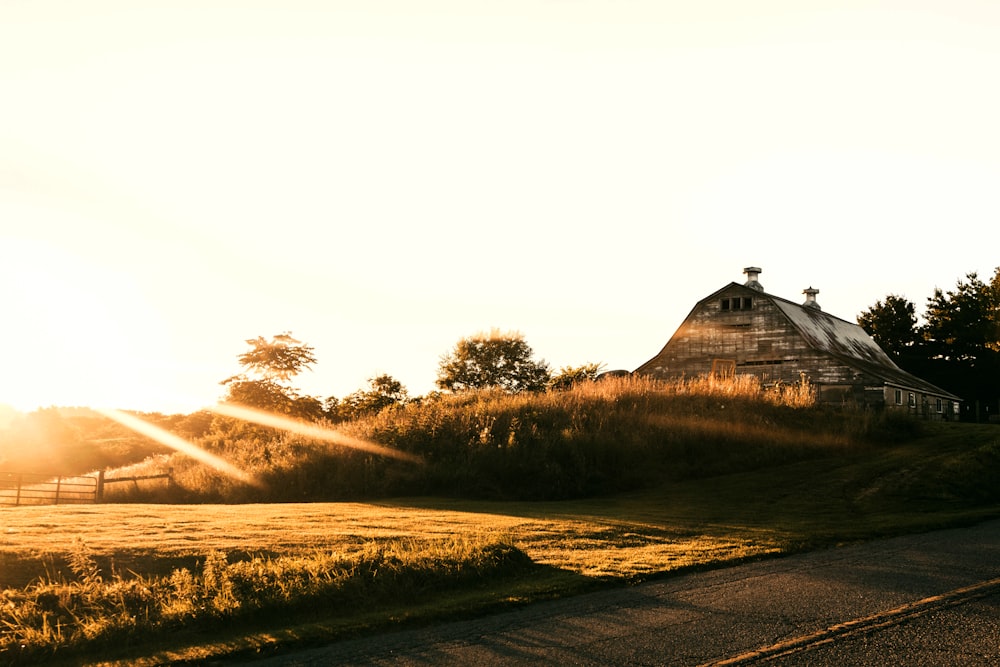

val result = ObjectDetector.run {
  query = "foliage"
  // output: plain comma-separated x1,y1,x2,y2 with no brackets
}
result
221,378,324,420
857,294,919,359
0,536,530,665
329,374,410,421
923,269,1000,362
436,329,551,393
220,333,324,420
233,332,317,383
920,270,1000,419
548,363,606,390
859,267,1000,419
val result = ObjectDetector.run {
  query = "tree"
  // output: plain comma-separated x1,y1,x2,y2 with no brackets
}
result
857,295,920,360
234,333,317,382
332,374,410,421
548,362,606,391
436,330,551,393
922,270,1000,363
857,269,1000,420
919,269,1000,417
221,333,323,419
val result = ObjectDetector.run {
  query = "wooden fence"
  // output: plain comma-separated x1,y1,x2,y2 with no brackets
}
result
0,470,173,506
99,470,173,499
0,472,99,506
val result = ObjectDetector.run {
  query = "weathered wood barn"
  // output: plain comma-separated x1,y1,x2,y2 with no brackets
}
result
634,267,961,419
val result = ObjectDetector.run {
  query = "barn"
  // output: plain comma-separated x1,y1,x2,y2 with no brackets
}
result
634,267,961,419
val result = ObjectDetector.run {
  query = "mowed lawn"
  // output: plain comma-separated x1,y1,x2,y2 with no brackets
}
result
0,498,780,591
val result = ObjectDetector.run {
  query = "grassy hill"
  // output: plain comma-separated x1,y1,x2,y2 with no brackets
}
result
99,375,948,504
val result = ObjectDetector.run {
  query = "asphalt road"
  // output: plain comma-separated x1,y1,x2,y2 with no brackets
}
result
243,519,1000,666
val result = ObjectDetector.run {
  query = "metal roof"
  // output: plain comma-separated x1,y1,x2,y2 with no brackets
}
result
763,288,961,399
770,293,896,367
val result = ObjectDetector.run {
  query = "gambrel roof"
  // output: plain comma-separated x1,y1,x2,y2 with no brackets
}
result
761,287,960,399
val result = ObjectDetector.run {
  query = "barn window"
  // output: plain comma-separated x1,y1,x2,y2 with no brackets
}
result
894,389,902,405
936,398,943,413
720,297,753,311
908,392,915,408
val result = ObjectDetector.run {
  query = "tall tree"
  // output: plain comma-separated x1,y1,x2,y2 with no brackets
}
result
221,333,323,419
857,294,920,360
436,330,551,393
234,333,317,382
919,269,1000,416
923,270,1000,362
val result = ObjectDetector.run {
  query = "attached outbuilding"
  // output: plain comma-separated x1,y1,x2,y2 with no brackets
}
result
634,267,961,419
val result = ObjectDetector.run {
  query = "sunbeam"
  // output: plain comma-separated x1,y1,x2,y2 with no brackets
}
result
207,403,424,464
95,408,262,487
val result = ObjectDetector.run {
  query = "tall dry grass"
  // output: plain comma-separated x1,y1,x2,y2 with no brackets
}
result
103,374,916,503
0,534,529,665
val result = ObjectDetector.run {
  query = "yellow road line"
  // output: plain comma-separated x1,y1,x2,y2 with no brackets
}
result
702,575,1000,665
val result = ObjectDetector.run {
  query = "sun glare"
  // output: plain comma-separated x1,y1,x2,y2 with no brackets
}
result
95,407,262,487
93,404,420,494
0,235,171,412
208,403,424,464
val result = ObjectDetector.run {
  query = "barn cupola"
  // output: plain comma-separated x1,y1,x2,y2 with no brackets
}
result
743,266,764,292
803,287,821,310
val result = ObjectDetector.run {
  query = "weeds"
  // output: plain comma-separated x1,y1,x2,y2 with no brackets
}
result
0,534,529,665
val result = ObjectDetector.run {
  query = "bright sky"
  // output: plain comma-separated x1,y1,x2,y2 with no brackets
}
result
2,1,998,414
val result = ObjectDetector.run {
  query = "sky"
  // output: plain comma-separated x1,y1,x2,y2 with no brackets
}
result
1,0,998,414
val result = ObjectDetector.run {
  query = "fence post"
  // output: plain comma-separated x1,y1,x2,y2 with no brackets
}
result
15,473,22,507
55,476,62,505
96,470,105,503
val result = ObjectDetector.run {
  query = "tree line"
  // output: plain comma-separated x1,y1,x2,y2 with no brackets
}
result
0,330,599,474
858,267,1000,421
220,329,604,423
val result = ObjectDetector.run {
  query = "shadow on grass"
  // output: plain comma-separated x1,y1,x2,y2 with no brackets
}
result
378,427,1000,565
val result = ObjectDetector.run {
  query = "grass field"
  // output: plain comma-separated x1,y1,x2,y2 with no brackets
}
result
2,422,999,665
